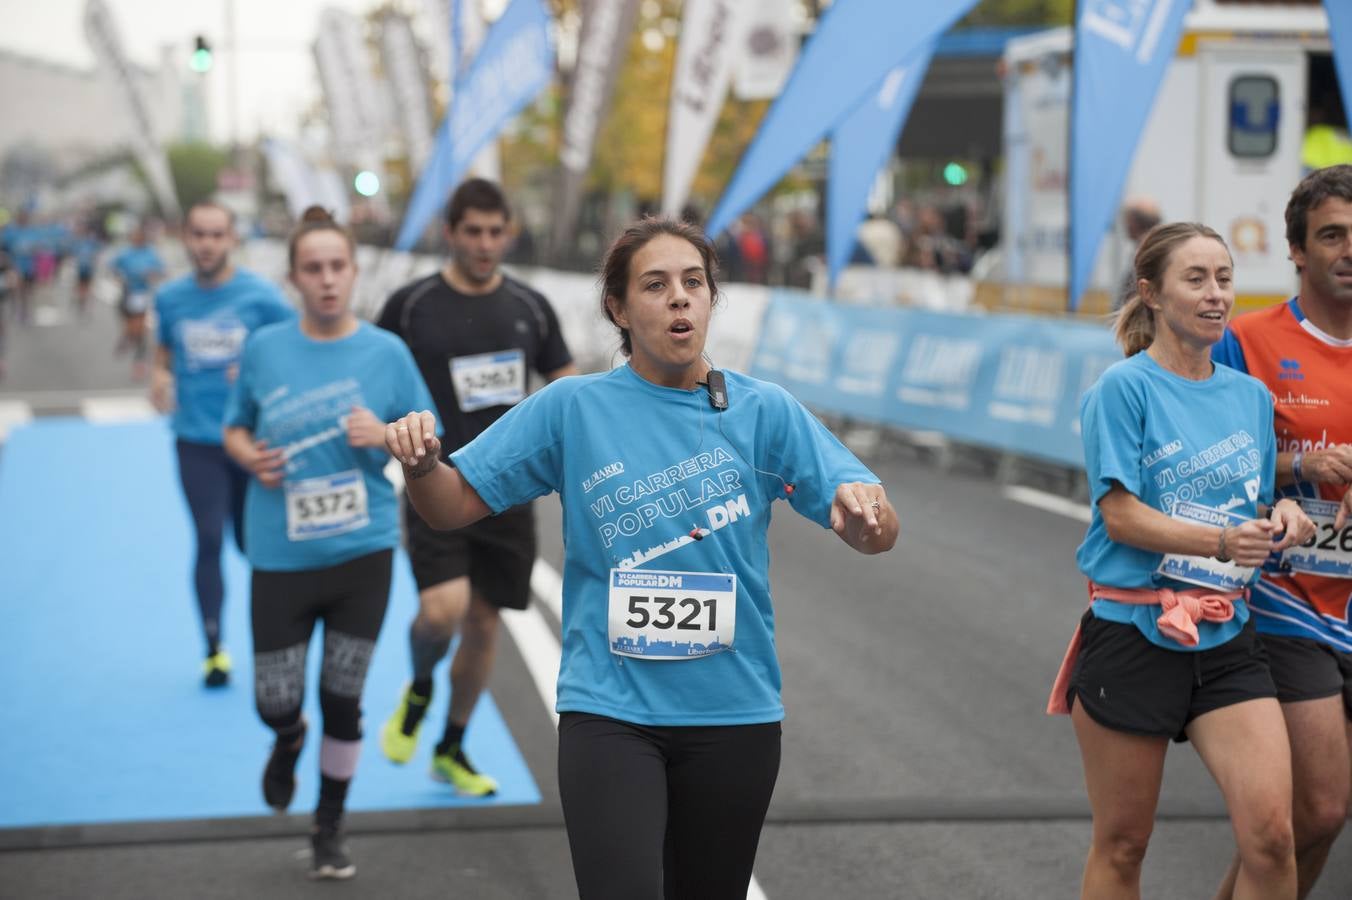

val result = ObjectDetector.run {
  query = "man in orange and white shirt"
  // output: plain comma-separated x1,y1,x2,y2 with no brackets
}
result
1214,164,1352,899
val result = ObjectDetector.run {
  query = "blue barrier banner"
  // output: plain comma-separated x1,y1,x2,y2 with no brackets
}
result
1327,0,1352,133
1069,0,1190,310
395,0,554,250
826,43,936,287
705,0,975,238
749,291,1121,468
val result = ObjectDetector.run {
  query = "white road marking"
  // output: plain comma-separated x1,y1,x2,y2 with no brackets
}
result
3,388,155,408
0,400,34,442
499,607,562,728
32,306,68,327
530,558,564,622
1002,485,1092,523
80,395,158,423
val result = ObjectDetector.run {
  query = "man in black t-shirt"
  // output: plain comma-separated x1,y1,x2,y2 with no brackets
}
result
376,179,576,795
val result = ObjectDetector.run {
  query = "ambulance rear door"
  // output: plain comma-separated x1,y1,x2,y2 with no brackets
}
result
1196,40,1304,305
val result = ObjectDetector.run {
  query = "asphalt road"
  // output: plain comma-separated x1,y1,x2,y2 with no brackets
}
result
2,270,1350,899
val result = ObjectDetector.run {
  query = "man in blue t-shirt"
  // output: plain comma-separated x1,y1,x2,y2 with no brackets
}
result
152,200,294,687
109,223,166,379
2,211,38,325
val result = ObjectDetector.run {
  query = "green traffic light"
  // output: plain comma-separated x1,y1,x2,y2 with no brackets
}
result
190,48,212,73
354,171,381,197
943,162,968,186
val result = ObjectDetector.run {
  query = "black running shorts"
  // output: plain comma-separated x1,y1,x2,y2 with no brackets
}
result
1260,633,1352,718
403,497,536,608
1069,610,1276,742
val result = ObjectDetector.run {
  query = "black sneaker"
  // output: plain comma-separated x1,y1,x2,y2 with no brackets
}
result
262,721,306,813
309,826,356,880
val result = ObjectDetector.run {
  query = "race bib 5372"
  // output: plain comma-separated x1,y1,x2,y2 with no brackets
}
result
284,470,369,542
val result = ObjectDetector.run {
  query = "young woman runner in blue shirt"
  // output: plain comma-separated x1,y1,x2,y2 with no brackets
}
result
386,217,899,899
224,207,435,880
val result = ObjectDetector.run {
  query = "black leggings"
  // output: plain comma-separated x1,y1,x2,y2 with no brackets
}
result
558,712,782,900
175,439,247,651
251,550,392,750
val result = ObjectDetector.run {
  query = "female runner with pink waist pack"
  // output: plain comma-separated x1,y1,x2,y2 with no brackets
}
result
1049,222,1313,899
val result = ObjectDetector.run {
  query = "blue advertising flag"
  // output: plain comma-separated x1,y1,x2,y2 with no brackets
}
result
395,0,554,251
1069,0,1191,310
826,41,936,286
1327,0,1352,136
706,0,976,239
450,0,463,80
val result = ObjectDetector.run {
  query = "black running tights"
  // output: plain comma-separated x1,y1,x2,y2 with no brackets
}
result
557,712,781,900
250,550,392,744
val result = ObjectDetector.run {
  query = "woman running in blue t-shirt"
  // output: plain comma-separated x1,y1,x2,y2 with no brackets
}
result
1049,222,1314,898
224,207,435,881
386,217,899,899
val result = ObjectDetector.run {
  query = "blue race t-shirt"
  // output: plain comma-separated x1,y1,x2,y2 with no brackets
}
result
72,236,102,275
156,269,295,444
225,320,435,572
2,225,37,277
451,364,879,726
1076,352,1276,650
110,245,164,292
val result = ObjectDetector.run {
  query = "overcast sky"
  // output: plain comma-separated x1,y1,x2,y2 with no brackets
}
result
0,0,449,142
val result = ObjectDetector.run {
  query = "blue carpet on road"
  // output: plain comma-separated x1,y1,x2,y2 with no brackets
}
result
0,418,540,828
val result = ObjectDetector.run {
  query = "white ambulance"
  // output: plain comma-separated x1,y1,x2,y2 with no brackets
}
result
983,0,1340,315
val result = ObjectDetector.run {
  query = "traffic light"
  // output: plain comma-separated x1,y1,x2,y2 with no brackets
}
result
190,35,213,73
354,171,381,197
942,162,969,187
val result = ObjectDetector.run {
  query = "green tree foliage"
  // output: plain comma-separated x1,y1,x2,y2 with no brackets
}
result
166,142,230,212
961,0,1073,27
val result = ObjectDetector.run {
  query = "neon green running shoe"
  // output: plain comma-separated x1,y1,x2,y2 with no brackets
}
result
380,684,430,764
431,747,498,797
203,649,232,688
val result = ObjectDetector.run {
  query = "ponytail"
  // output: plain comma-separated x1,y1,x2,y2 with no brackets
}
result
1113,293,1155,357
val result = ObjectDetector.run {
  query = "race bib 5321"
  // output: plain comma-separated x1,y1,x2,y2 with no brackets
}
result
608,569,735,660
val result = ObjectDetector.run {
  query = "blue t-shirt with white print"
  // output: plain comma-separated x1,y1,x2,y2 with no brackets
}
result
110,245,164,292
1075,352,1276,650
225,320,435,572
156,269,294,444
450,364,879,727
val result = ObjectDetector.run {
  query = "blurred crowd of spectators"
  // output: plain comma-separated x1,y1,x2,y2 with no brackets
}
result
707,194,990,289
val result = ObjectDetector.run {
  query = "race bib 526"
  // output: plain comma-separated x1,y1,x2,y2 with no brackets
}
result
1281,498,1352,578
